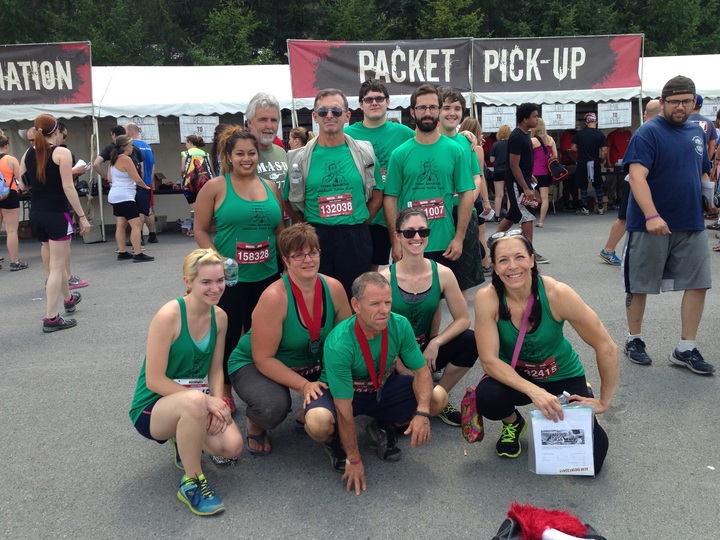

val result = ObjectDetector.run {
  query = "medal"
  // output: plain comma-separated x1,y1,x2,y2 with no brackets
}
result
354,317,388,402
289,276,323,357
308,339,320,355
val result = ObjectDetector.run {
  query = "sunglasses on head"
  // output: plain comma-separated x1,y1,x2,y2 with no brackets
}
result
398,228,431,239
316,107,345,118
488,229,526,245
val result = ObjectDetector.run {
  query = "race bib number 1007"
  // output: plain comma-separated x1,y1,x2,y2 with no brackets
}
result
409,198,445,220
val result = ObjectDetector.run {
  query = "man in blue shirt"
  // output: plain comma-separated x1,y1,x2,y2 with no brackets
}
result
125,123,158,243
622,75,715,375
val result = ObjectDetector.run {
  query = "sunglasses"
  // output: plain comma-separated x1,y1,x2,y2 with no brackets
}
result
316,107,345,118
488,229,526,245
362,96,388,104
398,228,431,239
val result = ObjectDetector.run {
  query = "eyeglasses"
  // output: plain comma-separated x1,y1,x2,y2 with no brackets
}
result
488,230,526,245
414,105,439,113
664,98,694,108
316,107,345,118
288,250,321,262
362,96,388,104
398,228,431,239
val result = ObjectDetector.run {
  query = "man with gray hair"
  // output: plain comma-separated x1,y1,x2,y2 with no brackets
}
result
304,272,447,494
124,122,158,243
245,92,287,187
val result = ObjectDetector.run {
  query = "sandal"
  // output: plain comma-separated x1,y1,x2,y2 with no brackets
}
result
713,243,720,252
246,430,272,456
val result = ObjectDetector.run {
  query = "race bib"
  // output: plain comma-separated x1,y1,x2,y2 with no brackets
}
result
516,357,559,380
409,198,445,220
318,193,353,218
173,378,209,394
236,240,270,264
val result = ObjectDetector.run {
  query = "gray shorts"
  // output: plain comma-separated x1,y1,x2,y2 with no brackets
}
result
622,230,712,294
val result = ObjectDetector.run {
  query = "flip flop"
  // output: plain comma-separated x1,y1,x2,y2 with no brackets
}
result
713,243,720,252
293,419,308,435
246,431,272,456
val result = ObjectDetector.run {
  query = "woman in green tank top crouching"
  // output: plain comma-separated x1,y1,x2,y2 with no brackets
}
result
227,223,351,455
129,248,243,516
473,231,618,474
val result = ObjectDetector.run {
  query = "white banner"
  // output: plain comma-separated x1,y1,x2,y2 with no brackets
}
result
117,116,160,144
179,115,220,143
481,106,516,133
701,99,720,119
542,104,577,130
597,101,632,129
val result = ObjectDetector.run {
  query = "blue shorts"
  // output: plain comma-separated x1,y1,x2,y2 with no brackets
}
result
134,399,167,444
306,373,417,425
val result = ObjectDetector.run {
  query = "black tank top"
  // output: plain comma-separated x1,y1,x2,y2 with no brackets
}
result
25,146,67,212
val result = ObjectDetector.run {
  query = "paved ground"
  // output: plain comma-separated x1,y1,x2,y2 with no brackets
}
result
2,211,719,539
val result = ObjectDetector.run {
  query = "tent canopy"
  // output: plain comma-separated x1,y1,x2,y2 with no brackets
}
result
640,55,718,99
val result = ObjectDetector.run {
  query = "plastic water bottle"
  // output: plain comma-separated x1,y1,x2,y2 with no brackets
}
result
289,163,302,184
557,391,571,405
224,258,238,287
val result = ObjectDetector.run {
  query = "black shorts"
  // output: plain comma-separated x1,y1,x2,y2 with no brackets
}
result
134,399,167,444
30,210,73,242
135,188,151,215
369,223,391,266
312,222,372,299
112,200,140,220
618,184,630,220
185,192,198,205
0,189,20,210
535,174,551,189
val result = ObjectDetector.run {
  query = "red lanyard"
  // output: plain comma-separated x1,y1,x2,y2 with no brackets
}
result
354,317,388,391
289,276,322,342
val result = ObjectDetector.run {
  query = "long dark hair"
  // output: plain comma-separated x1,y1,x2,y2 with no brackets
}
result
33,114,59,183
489,234,541,324
110,135,133,166
212,123,231,174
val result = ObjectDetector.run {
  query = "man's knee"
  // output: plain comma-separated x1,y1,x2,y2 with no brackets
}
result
430,385,448,416
305,407,335,443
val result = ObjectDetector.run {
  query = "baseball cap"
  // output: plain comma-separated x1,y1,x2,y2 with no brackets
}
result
695,94,703,107
661,75,696,99
584,113,597,123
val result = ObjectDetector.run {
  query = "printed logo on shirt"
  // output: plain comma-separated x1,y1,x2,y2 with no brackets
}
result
415,159,442,189
244,206,271,230
693,135,704,156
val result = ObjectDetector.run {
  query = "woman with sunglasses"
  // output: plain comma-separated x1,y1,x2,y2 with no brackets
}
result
379,208,477,426
194,127,284,407
226,223,351,455
473,231,618,473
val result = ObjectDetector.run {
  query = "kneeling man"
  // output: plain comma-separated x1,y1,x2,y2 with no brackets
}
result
305,272,447,494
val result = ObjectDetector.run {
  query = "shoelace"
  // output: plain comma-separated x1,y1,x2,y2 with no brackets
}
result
196,477,216,500
444,403,459,415
500,421,520,443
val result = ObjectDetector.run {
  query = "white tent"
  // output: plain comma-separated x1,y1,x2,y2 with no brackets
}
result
640,55,718,98
92,64,293,118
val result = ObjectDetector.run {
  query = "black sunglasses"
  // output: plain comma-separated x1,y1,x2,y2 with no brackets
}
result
398,228,431,239
316,107,344,118
362,96,388,104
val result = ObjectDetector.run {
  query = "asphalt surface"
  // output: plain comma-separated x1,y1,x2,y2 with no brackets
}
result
2,211,719,539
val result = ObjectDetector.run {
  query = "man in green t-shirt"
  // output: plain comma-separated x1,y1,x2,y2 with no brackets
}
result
384,84,475,280
246,92,288,188
304,272,447,495
282,89,383,299
345,79,416,270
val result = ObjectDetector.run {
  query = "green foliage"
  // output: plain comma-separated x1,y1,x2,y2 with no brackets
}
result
3,0,720,64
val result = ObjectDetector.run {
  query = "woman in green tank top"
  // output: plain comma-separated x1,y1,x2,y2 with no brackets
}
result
472,232,618,471
379,208,477,427
227,224,351,455
128,249,243,516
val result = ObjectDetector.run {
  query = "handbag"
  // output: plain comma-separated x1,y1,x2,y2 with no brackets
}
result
536,136,568,185
461,295,535,443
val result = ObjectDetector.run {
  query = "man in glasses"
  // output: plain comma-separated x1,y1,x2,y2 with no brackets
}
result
246,92,288,187
622,75,715,375
384,84,474,279
284,88,383,299
345,79,415,270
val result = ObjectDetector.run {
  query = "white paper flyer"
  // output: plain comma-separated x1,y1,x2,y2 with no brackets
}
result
528,405,595,476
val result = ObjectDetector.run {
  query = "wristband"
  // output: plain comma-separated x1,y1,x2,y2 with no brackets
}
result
77,214,85,219
414,410,431,419
345,457,362,466
645,213,660,222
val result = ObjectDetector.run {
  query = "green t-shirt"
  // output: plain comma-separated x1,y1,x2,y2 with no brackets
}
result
257,144,288,187
385,137,474,252
497,277,584,382
213,174,282,283
345,121,415,226
227,275,337,375
129,298,217,424
448,133,480,209
282,143,381,226
320,313,425,400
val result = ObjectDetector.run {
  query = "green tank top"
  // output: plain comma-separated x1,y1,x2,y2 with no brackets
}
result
227,274,337,374
497,277,584,382
389,260,441,348
129,298,217,424
213,174,282,282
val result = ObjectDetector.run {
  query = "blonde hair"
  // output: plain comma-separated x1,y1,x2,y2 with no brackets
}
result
531,118,548,139
496,124,511,140
183,248,224,293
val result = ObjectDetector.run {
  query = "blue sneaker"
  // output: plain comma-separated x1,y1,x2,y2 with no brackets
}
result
599,249,621,266
669,348,716,375
169,437,183,470
177,474,225,516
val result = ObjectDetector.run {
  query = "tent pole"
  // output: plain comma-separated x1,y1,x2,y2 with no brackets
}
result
92,115,105,241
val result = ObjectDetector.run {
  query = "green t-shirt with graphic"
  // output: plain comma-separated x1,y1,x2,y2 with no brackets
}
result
345,121,416,226
257,144,288,187
385,137,474,252
320,313,425,400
